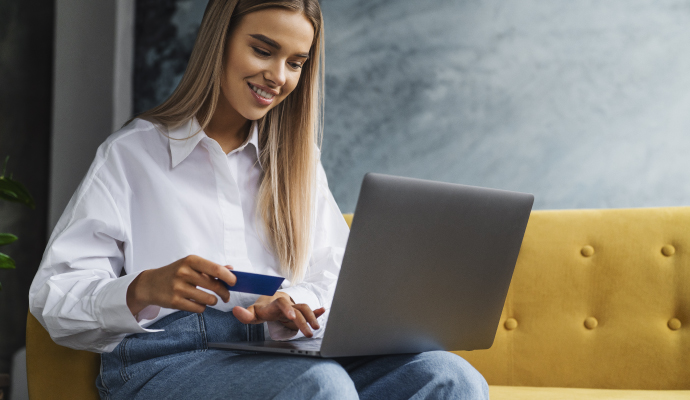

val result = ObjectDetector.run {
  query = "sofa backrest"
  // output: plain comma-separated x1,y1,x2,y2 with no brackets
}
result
453,207,690,390
26,209,689,396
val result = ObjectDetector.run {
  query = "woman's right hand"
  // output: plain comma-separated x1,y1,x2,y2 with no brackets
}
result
126,255,236,316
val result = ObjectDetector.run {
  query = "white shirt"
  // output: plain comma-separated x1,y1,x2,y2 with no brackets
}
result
29,118,350,353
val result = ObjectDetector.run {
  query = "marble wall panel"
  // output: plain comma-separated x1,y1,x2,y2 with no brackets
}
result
134,0,690,212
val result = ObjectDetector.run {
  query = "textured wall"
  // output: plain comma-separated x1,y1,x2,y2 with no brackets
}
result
0,0,52,374
134,0,209,114
134,0,690,213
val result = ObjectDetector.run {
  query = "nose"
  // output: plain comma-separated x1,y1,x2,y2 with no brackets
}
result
264,60,287,88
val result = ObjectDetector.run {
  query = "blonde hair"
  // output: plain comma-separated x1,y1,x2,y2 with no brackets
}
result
131,0,325,283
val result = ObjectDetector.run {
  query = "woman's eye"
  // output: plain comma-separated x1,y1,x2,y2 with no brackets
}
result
289,62,303,70
252,47,270,57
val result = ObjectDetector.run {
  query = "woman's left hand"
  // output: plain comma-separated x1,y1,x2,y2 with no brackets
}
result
232,292,325,337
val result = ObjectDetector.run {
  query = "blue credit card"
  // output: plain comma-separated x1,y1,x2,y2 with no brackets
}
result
220,271,285,296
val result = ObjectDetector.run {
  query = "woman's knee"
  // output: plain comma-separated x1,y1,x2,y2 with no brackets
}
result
414,351,489,399
276,359,357,400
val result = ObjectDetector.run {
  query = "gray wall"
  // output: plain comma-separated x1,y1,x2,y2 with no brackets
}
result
136,0,690,213
134,0,690,213
50,0,134,230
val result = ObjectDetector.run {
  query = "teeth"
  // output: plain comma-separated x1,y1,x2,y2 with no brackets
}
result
250,84,274,99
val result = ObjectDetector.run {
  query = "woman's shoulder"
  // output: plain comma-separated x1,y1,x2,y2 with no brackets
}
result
107,118,162,147
86,118,171,186
95,118,167,162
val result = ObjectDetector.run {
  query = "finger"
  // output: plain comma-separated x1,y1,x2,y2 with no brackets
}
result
253,296,294,324
187,273,230,303
293,304,320,330
274,297,297,320
314,307,326,318
233,305,259,324
178,284,219,307
170,297,206,314
185,255,237,286
291,309,313,338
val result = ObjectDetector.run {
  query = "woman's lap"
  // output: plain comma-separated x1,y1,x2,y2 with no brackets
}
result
97,309,488,399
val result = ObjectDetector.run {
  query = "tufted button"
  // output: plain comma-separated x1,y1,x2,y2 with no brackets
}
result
661,245,676,257
581,245,594,257
504,318,518,330
584,317,598,330
668,318,681,330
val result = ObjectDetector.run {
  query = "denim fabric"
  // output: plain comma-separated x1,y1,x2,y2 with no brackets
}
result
97,309,488,399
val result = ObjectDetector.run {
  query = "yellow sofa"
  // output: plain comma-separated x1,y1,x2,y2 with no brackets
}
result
27,208,690,399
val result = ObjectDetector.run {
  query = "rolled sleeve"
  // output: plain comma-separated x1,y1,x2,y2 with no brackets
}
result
29,153,156,353
94,271,162,334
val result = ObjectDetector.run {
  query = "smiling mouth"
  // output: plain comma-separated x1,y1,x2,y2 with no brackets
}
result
248,83,275,100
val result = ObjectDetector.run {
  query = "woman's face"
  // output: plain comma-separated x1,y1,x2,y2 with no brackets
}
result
221,8,315,121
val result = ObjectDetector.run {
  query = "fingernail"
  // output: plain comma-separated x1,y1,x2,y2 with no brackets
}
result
289,311,296,319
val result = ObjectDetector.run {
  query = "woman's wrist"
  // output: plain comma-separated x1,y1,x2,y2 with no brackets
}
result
126,270,150,317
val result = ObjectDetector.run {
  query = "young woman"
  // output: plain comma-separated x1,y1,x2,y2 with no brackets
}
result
29,0,489,398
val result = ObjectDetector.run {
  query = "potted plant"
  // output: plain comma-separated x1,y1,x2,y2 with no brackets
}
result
0,156,35,290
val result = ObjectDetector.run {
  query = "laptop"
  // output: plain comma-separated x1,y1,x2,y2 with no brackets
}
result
210,173,534,357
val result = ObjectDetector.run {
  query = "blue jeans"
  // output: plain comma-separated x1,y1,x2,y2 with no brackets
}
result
97,308,489,399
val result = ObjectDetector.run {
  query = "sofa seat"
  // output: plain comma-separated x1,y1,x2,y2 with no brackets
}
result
490,385,690,399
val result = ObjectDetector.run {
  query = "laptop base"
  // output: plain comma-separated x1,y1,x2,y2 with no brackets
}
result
209,338,323,357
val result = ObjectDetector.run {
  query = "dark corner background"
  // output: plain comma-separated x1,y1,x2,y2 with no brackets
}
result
0,0,54,374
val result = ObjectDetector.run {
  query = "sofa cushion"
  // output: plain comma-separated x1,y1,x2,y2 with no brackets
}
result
455,207,690,390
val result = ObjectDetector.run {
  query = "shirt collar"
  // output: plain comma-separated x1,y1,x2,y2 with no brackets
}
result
168,117,262,170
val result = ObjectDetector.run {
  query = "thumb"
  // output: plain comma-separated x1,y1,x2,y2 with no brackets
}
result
233,305,257,324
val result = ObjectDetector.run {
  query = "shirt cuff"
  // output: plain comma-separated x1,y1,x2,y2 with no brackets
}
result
94,271,163,334
278,285,320,311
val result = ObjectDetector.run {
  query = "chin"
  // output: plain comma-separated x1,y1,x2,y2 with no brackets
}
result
243,104,281,121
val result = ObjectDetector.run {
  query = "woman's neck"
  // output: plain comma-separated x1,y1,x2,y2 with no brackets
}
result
204,100,251,154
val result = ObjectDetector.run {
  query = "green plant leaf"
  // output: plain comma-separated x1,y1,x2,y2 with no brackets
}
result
0,252,16,269
0,176,35,208
0,233,18,246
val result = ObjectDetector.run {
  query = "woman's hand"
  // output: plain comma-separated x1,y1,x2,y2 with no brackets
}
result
127,255,236,316
232,292,325,338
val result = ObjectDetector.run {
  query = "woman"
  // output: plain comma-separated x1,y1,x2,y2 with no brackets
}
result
29,0,489,398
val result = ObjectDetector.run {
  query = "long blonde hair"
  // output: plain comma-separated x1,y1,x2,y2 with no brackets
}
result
131,0,325,283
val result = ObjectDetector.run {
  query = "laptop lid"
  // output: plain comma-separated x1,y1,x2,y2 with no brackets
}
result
319,173,534,357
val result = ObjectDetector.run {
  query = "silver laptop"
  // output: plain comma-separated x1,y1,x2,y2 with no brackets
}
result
210,173,534,357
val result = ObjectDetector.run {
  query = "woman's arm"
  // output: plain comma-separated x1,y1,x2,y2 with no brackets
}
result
29,158,154,353
29,136,236,353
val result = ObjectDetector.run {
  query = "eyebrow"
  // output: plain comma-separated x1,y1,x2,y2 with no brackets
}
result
249,34,310,59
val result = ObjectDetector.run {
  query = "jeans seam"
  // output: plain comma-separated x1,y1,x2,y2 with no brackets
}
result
99,353,110,400
118,338,131,383
198,312,208,350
